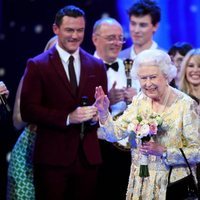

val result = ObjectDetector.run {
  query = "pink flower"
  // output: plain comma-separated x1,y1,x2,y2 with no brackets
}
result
136,124,141,132
137,124,150,138
149,123,158,135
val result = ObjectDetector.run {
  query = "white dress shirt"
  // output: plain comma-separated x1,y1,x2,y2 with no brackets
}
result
56,43,81,85
56,44,81,126
130,40,158,60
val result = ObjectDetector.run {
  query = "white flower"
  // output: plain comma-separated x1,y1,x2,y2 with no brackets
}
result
127,123,135,132
137,124,150,138
127,119,138,132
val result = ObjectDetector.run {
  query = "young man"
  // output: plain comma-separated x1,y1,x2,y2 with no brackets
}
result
20,5,107,200
92,17,139,200
119,0,161,60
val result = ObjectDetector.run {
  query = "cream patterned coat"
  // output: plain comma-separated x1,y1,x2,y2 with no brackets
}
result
98,88,200,200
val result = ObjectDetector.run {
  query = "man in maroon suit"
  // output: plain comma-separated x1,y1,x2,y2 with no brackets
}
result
20,5,107,200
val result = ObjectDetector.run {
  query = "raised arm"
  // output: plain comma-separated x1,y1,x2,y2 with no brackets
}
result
94,86,110,124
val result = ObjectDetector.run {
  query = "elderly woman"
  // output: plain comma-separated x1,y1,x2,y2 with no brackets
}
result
95,49,200,200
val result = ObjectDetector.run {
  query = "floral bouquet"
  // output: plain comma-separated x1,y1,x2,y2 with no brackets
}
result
127,113,163,178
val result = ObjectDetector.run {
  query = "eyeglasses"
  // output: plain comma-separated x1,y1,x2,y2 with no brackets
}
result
96,34,126,44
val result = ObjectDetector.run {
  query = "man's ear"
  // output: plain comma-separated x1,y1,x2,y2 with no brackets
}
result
52,24,59,35
92,33,98,46
153,23,159,34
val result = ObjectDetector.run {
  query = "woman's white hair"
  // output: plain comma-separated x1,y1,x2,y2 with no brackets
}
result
131,49,177,82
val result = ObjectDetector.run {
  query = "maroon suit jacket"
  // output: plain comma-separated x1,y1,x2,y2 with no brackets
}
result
21,47,107,166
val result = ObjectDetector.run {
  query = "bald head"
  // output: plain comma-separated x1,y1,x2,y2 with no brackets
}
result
93,17,122,34
92,17,124,63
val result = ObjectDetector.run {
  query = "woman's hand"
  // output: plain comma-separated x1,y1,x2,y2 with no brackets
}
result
139,141,166,157
94,86,110,122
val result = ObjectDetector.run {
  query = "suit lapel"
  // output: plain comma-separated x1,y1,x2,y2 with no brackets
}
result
78,49,90,99
49,47,92,99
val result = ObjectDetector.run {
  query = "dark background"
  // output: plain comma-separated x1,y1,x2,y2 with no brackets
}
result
0,0,200,199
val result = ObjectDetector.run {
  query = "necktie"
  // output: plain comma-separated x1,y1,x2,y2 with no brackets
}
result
105,62,119,72
68,55,77,95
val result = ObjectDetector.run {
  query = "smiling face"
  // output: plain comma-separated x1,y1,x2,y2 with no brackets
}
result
186,56,200,86
53,16,85,54
138,65,168,101
129,15,158,48
92,22,124,63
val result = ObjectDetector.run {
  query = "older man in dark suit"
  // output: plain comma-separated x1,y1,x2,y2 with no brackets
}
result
20,5,107,200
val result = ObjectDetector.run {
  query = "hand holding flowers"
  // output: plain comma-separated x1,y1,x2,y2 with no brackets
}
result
127,113,163,178
140,141,167,157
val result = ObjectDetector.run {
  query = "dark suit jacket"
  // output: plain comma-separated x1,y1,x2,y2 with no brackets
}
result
21,47,107,167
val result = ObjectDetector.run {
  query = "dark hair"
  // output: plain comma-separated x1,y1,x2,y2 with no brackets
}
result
128,0,161,26
168,42,193,57
54,5,85,27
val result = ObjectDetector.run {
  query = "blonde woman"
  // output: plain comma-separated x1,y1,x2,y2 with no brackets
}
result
178,48,200,114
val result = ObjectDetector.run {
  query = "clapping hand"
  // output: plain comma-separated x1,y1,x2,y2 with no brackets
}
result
123,87,137,104
108,81,124,105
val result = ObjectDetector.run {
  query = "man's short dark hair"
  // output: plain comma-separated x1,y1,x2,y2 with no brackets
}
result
168,42,193,57
54,5,85,27
128,0,161,26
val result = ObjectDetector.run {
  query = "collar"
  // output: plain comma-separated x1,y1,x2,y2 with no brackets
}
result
93,51,120,64
93,51,119,71
130,41,158,60
56,44,79,63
